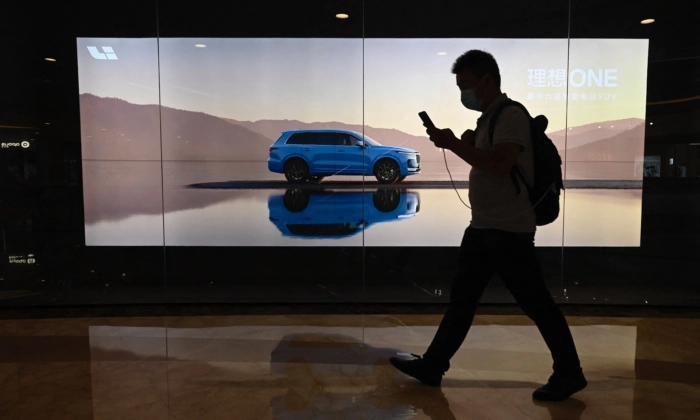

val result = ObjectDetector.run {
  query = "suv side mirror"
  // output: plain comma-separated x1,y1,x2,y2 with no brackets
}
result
356,140,365,148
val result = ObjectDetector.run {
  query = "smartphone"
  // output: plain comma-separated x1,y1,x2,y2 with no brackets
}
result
418,111,435,129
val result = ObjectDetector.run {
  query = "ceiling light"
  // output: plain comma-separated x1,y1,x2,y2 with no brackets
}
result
195,44,206,48
438,52,447,56
45,58,56,62
45,122,50,125
336,13,349,19
641,18,655,24
690,143,700,146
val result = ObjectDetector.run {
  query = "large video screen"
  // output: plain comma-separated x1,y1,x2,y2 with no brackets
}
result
77,38,648,247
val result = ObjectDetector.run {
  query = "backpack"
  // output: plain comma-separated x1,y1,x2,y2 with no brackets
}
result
488,99,564,226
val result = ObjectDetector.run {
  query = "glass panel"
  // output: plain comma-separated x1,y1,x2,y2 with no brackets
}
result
0,0,163,306
363,1,569,302
565,0,700,304
157,0,365,303
5,0,697,309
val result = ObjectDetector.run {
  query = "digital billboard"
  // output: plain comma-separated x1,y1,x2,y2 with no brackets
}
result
78,38,648,246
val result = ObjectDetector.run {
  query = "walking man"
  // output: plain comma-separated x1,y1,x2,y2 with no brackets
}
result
390,50,587,402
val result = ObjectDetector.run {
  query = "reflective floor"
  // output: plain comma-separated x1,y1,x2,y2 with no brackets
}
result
1,313,699,419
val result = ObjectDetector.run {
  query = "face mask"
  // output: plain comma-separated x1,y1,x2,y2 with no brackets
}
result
460,77,486,111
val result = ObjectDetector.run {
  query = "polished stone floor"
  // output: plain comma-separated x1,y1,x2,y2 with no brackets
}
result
0,313,699,419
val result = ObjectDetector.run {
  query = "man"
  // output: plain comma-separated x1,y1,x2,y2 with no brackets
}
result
389,50,587,402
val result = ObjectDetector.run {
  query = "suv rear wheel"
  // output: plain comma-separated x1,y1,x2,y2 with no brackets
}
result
284,159,309,183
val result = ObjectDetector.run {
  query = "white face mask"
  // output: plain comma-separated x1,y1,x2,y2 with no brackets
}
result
460,77,487,111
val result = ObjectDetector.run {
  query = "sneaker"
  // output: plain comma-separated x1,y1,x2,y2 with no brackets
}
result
532,373,587,401
389,353,443,387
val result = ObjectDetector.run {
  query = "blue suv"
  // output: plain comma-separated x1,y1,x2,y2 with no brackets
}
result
268,129,421,184
268,188,420,239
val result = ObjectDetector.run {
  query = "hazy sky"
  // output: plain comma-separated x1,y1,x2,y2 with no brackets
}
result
78,37,648,136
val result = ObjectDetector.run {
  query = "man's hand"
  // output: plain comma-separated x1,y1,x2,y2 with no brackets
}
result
426,127,459,149
460,129,476,146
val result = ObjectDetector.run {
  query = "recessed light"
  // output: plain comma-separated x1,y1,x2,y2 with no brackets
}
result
641,18,655,24
45,58,56,62
336,13,349,19
438,52,447,56
195,44,206,48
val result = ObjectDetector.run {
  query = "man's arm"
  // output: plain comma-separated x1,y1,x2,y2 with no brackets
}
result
427,127,520,176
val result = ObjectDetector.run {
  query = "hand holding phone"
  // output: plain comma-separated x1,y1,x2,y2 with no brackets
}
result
418,111,435,129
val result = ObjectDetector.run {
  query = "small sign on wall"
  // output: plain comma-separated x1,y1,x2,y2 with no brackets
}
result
0,139,35,151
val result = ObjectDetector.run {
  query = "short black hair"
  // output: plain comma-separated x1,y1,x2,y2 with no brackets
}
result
451,50,501,88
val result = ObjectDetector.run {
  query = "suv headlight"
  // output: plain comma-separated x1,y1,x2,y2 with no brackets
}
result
397,151,416,156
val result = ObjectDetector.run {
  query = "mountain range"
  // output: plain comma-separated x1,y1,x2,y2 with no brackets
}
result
547,117,645,151
564,123,645,162
80,94,646,179
80,94,271,161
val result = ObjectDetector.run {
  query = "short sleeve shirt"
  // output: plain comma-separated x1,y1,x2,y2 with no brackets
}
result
468,93,536,232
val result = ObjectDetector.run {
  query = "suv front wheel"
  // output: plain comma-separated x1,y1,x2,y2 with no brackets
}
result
374,159,400,184
284,158,309,183
373,189,401,212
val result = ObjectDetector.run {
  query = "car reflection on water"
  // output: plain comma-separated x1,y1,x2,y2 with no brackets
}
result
268,188,420,239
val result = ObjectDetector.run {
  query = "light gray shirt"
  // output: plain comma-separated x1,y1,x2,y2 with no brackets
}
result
468,93,536,232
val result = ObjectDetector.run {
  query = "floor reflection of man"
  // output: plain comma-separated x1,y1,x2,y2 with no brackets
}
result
270,334,457,420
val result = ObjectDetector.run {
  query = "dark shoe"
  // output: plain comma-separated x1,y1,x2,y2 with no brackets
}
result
389,353,443,387
533,373,587,401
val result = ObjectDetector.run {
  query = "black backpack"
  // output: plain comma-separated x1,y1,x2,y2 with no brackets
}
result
488,99,563,226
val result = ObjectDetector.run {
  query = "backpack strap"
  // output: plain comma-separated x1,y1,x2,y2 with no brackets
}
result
487,99,514,147
487,99,529,195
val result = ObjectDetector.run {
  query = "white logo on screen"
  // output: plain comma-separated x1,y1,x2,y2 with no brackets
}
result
21,141,30,148
87,46,118,60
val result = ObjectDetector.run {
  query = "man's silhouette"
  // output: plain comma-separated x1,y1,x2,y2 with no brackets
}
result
390,50,587,402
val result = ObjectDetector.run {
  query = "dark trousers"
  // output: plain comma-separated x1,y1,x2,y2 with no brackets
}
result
424,225,582,377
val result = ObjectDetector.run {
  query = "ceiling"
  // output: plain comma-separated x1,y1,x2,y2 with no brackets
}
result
0,0,697,123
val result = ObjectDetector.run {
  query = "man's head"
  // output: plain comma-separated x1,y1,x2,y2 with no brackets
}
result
452,50,502,112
